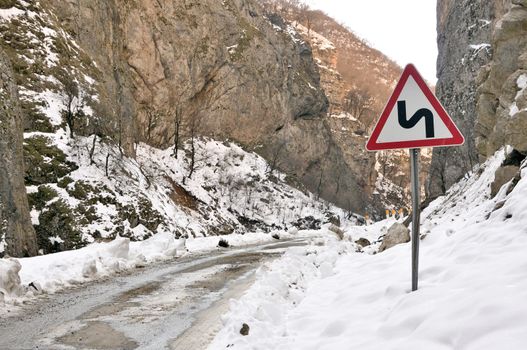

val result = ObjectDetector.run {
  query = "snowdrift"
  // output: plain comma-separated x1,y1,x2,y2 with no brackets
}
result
211,148,527,349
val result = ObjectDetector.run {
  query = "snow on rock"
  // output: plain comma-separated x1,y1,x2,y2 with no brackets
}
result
292,22,335,51
0,7,24,19
211,148,527,349
0,259,24,301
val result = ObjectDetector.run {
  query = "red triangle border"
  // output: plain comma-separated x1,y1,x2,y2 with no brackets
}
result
366,64,465,151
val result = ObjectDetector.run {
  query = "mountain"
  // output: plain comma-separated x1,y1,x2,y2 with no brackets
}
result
268,2,432,209
0,0,379,256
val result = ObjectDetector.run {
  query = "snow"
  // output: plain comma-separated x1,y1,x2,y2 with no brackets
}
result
0,7,24,19
210,148,527,349
468,43,491,59
292,22,335,51
330,112,358,121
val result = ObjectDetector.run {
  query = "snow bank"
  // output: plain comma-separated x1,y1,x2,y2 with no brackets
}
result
210,232,357,349
0,228,322,312
211,149,527,349
0,234,187,311
0,259,24,304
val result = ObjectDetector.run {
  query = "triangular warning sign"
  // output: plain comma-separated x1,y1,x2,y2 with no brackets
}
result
366,64,464,151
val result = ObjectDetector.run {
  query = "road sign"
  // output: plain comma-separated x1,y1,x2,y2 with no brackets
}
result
366,64,464,151
365,64,465,292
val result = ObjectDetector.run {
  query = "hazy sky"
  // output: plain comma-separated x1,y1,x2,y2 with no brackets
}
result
303,0,438,83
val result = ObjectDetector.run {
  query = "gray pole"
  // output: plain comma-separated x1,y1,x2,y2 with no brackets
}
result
410,148,420,291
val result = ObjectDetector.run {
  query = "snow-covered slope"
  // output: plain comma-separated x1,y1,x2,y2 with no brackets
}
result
210,147,527,349
0,131,350,258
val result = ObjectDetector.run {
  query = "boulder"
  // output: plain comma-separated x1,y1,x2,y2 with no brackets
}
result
379,223,410,252
355,238,371,248
491,165,520,197
240,323,250,336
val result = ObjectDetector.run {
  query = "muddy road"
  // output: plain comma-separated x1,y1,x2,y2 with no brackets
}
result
0,239,306,350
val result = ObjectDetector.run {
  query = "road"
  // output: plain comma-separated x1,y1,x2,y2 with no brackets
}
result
0,239,306,350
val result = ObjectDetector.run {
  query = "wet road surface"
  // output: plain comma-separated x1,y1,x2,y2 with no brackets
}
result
0,239,306,350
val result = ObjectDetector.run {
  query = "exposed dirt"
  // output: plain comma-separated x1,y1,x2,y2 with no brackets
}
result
59,321,138,350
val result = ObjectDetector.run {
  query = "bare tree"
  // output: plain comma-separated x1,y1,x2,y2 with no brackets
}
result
298,3,314,37
342,88,374,120
266,140,286,175
89,134,97,165
143,106,161,143
62,79,85,138
427,149,448,195
172,105,184,158
105,152,111,177
187,111,203,180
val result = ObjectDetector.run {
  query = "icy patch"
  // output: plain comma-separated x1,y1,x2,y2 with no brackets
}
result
0,229,322,311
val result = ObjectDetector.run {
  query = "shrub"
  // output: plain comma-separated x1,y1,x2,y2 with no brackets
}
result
35,199,83,253
218,238,230,248
24,136,78,185
27,185,58,210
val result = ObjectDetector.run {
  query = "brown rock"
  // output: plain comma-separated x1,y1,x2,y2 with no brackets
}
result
355,238,371,248
240,323,250,336
0,48,38,257
476,3,527,157
328,224,344,240
491,165,520,197
379,223,410,252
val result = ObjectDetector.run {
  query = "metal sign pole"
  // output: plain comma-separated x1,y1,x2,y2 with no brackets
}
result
410,148,420,291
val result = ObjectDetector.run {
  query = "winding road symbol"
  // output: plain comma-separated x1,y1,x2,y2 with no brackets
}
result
397,101,434,138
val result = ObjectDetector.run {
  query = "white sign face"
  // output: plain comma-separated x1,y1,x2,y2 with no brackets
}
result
376,75,453,143
366,64,464,151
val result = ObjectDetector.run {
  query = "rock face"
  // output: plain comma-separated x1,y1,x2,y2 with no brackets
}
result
42,0,372,213
428,0,505,197
281,8,427,212
476,1,527,157
0,48,38,257
378,222,410,253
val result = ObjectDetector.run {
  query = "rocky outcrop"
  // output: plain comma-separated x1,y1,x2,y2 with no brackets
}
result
0,48,38,257
476,1,527,157
429,0,506,197
40,0,373,213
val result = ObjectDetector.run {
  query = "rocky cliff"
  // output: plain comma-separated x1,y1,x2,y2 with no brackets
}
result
277,6,432,210
37,0,374,213
430,0,509,197
0,47,38,257
476,0,527,157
